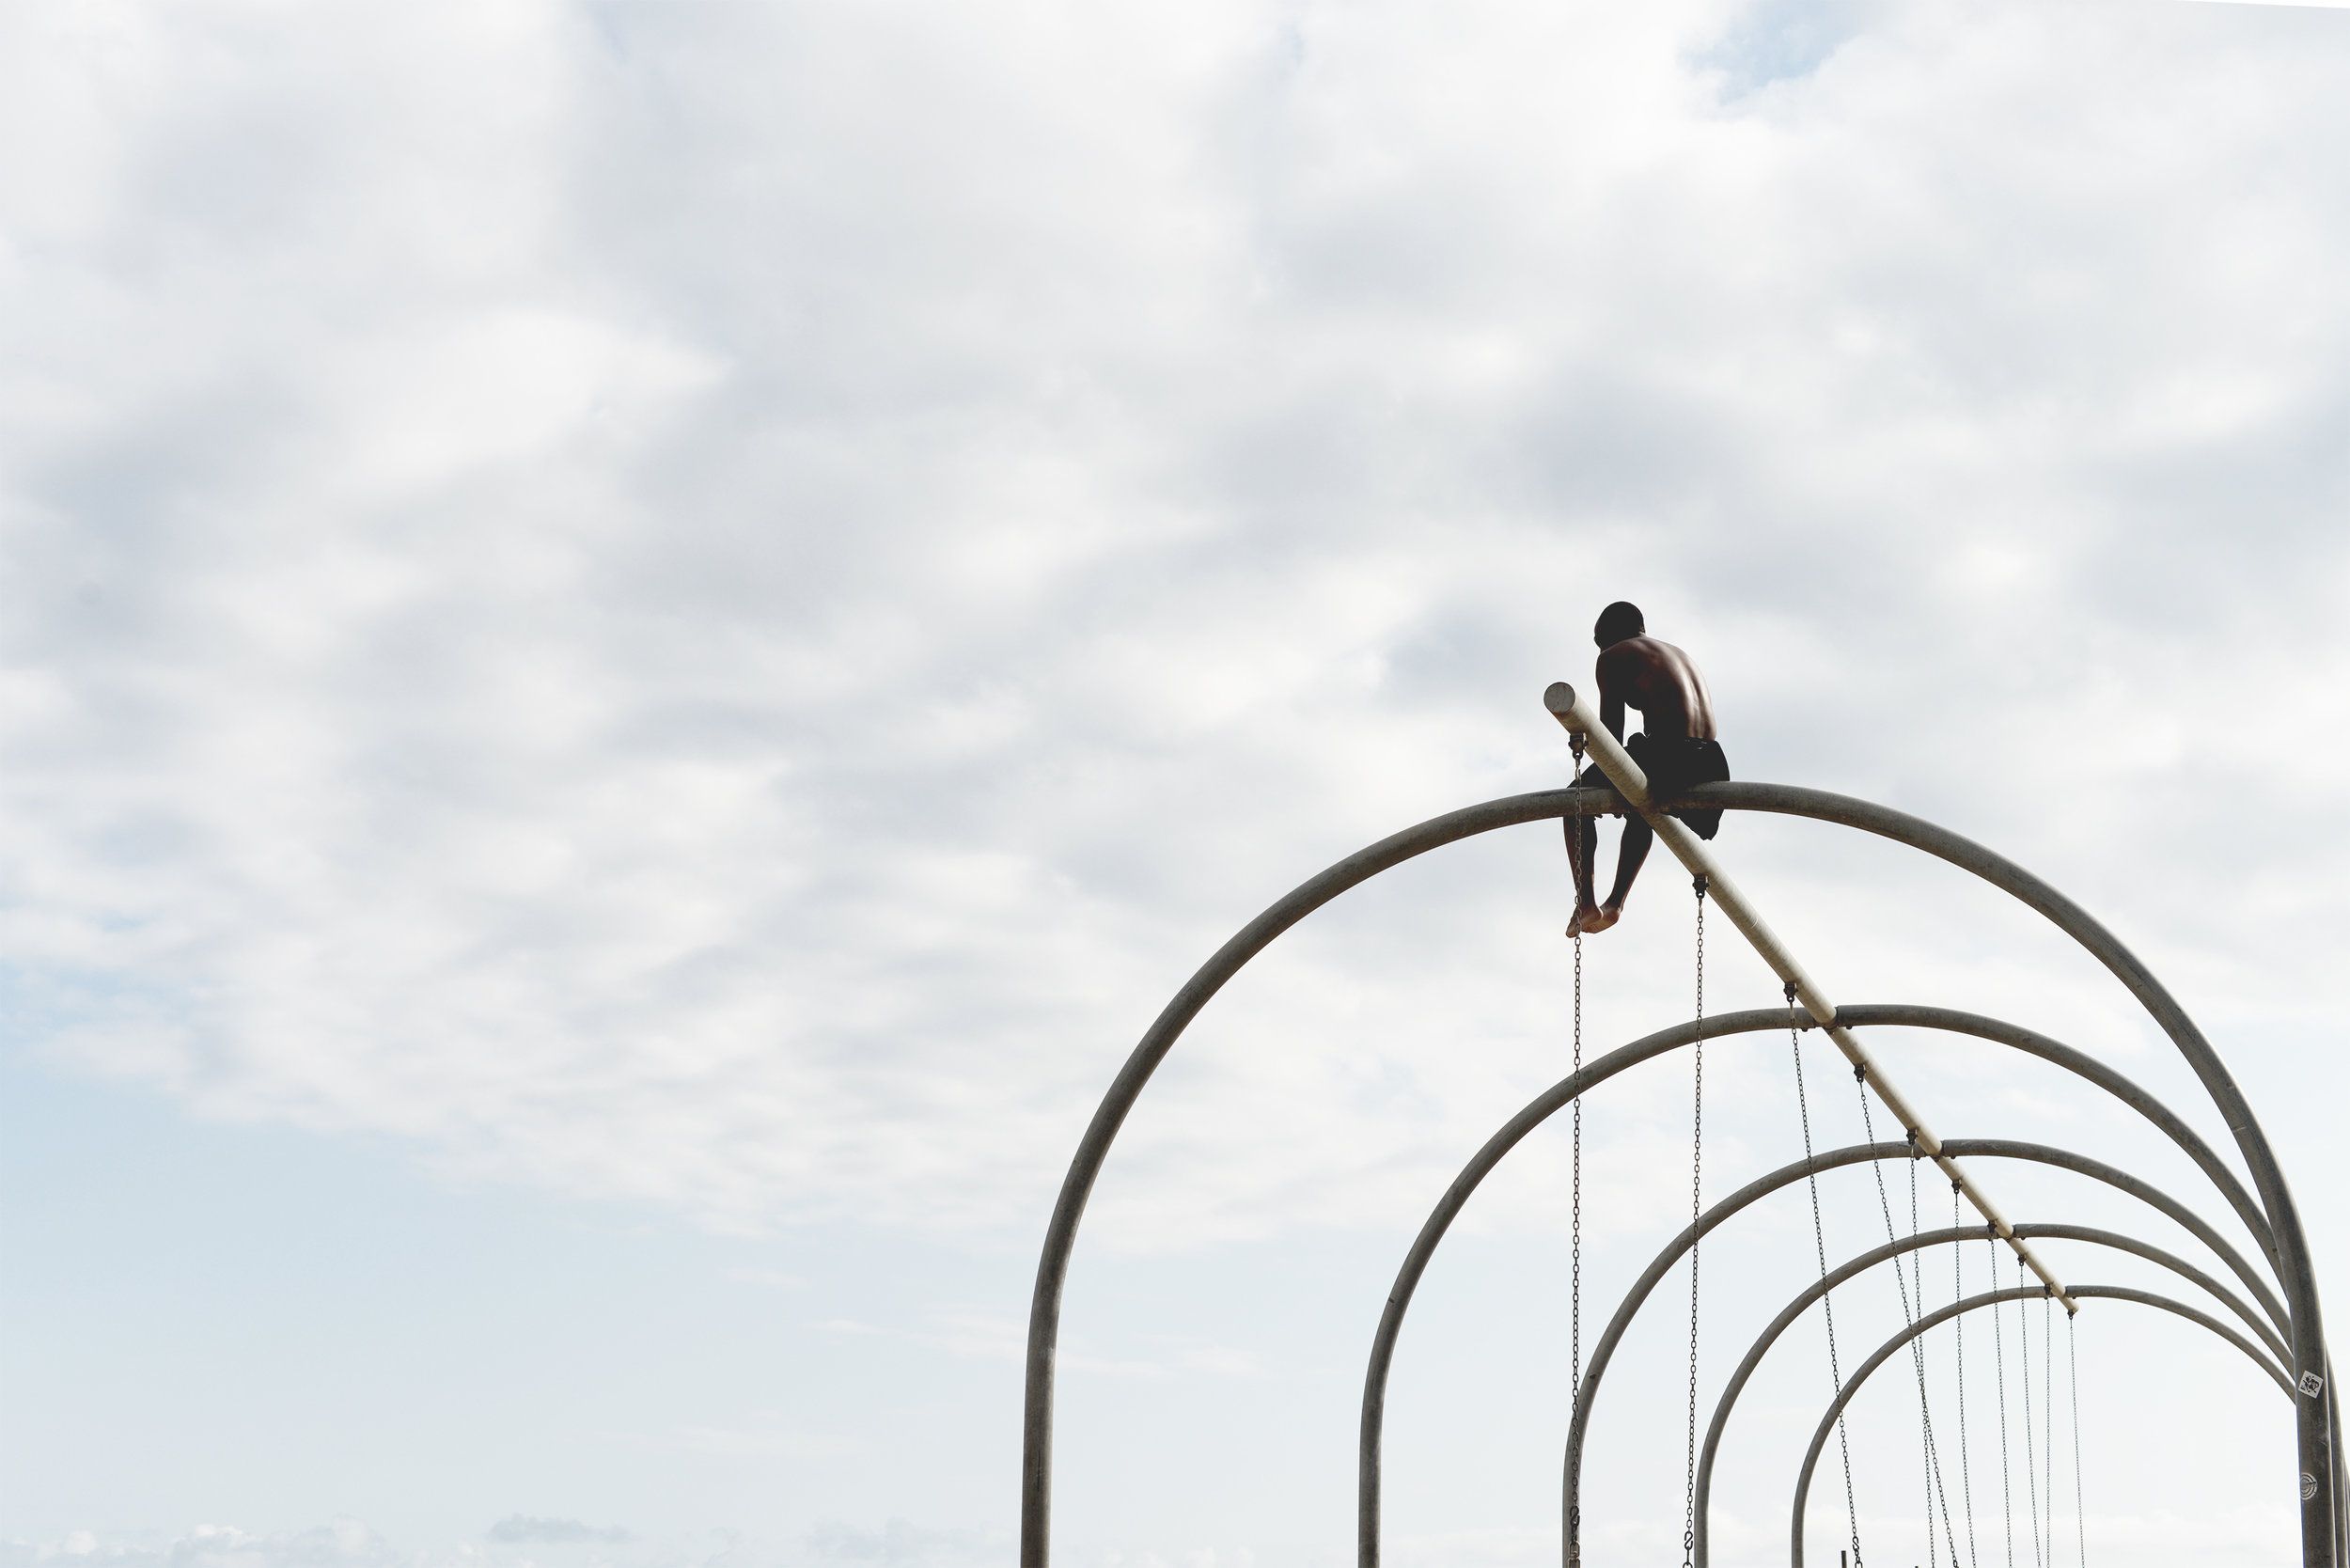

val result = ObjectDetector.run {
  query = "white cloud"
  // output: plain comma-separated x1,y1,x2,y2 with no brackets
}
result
0,1522,403,1568
10,3,2350,1561
483,1524,631,1550
0,0,2345,1294
0,1523,1004,1568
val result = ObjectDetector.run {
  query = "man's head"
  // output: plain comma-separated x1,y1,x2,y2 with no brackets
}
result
1593,601,1645,649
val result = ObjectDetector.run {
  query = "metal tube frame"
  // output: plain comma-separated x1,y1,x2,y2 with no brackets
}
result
1559,1137,2273,1564
1692,1222,2282,1566
1354,1003,2290,1568
1021,775,2336,1567
1789,1285,2293,1566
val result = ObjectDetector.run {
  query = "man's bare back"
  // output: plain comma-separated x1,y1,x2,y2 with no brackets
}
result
1595,635,1716,746
1567,603,1731,935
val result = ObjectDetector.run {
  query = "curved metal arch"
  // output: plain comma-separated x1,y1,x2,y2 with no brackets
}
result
1355,1002,2287,1568
1024,780,2331,1567
1559,1137,2273,1561
1691,1222,2281,1566
1693,786,2329,1568
1791,1284,2292,1567
1850,1007,2275,1277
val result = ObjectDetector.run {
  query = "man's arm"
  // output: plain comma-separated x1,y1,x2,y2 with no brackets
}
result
1595,648,1629,743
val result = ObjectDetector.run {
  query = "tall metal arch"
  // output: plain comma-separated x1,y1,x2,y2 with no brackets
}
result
1020,780,2334,1566
1789,1285,2294,1566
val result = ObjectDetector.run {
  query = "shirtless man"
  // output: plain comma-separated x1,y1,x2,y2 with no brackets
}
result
1566,601,1730,935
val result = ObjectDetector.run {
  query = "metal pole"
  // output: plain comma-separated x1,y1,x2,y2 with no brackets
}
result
1791,1286,2292,1566
1693,1222,2284,1566
1545,682,2073,1310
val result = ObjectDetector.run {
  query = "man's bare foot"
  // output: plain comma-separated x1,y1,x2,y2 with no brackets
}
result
1566,903,1606,936
1586,901,1624,933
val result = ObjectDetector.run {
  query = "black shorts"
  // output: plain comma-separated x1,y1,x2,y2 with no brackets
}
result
1575,732,1731,840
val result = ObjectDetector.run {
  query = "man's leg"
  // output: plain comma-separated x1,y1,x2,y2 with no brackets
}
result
1566,817,1604,934
1589,814,1653,932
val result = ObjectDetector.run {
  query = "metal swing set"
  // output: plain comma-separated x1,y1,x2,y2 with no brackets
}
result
1016,682,2342,1567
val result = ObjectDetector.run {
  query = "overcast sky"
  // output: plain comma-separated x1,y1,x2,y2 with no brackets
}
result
7,2,2350,1565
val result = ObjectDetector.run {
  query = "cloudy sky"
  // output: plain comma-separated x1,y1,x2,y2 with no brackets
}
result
7,1,2350,1565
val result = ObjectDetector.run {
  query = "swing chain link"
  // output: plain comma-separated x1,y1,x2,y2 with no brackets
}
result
1856,1067,1960,1568
1567,729,1586,1565
1994,1235,2017,1568
1953,1182,1981,1568
1569,898,1583,1562
1683,876,1706,1568
2018,1255,2044,1568
1571,929,1582,1394
1909,1131,1961,1568
1791,980,1863,1568
2068,1311,2086,1568
2042,1292,2055,1568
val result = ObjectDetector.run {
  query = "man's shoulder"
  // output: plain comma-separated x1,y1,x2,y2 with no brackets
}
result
1598,635,1674,665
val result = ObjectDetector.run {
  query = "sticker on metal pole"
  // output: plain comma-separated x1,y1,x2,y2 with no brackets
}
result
2300,1371,2326,1399
2304,1472,2320,1500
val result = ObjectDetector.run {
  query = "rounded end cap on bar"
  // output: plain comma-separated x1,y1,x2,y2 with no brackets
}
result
1544,682,1580,722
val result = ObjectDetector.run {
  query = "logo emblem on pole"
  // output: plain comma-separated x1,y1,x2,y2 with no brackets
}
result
2305,1472,2320,1501
2299,1371,2326,1399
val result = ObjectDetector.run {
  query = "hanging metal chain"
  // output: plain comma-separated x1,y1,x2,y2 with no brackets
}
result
1790,986,1862,1568
1993,1236,2016,1568
1683,875,1706,1568
2017,1257,2043,1568
2042,1294,2055,1568
1908,1148,1934,1568
2067,1310,2086,1568
1569,917,1583,1564
1567,732,1585,1568
1571,925,1583,1401
1856,1081,1958,1568
1570,738,1589,1568
1910,1142,1961,1568
1954,1184,1980,1568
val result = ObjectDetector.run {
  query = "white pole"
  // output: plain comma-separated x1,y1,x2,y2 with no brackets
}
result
1545,681,2076,1312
